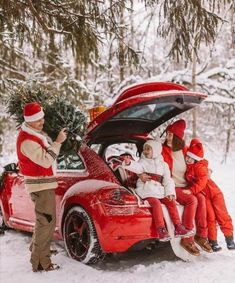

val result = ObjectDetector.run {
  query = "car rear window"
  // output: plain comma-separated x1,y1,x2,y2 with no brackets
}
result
113,102,175,121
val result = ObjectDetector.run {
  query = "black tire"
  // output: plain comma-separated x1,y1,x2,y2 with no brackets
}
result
63,206,104,264
0,206,8,235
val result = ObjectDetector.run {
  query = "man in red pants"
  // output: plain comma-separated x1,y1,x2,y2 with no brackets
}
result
186,138,235,252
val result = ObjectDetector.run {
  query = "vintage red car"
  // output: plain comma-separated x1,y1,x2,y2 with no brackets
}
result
0,82,207,264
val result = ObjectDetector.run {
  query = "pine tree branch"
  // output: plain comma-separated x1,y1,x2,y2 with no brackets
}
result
0,59,26,79
0,41,33,67
27,0,71,35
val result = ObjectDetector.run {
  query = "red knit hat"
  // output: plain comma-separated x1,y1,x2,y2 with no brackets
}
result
166,119,186,140
187,138,204,161
23,102,44,122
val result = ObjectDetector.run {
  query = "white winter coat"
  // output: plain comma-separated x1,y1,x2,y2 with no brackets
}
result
123,140,175,199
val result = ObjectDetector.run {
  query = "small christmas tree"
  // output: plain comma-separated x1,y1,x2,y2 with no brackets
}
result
44,98,87,154
7,88,87,156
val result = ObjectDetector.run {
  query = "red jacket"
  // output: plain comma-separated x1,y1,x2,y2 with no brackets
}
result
17,130,53,177
185,159,209,195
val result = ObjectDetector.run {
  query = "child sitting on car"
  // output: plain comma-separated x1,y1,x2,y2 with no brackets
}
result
122,139,194,242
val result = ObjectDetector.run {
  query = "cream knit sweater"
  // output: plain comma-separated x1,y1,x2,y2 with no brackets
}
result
19,123,61,194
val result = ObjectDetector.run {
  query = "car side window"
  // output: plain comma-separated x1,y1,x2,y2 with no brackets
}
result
57,153,85,170
105,143,139,161
90,144,102,154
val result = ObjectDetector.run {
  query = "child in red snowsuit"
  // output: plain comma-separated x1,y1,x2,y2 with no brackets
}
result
185,138,235,252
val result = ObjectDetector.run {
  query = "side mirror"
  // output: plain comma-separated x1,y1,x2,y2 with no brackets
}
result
4,163,19,173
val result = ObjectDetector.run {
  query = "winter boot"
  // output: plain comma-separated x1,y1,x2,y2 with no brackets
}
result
158,227,171,242
180,239,200,256
45,263,60,271
32,263,44,272
209,240,222,252
225,236,235,250
174,224,194,238
33,263,60,272
194,235,213,253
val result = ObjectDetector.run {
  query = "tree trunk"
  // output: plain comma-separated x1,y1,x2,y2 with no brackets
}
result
129,0,134,76
231,5,235,56
118,5,125,82
224,104,232,163
191,48,197,138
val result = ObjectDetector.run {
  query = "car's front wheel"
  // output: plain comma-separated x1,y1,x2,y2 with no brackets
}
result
0,206,8,235
63,206,104,264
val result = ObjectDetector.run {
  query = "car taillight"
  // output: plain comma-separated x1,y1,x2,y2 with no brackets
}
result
98,188,137,205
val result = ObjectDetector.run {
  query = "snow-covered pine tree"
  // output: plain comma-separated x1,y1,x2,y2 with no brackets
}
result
7,88,87,156
44,98,87,154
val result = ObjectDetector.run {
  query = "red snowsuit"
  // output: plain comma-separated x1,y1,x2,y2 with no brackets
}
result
185,160,208,238
185,159,233,241
162,145,197,241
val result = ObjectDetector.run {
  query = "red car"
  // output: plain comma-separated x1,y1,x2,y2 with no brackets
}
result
0,82,207,264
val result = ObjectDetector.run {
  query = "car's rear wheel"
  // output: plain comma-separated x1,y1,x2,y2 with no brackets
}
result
63,206,104,264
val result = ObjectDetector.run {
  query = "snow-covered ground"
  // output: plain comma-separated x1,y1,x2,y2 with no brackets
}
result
1,160,235,283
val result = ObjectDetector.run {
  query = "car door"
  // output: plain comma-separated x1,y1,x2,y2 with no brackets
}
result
8,152,87,231
9,172,35,228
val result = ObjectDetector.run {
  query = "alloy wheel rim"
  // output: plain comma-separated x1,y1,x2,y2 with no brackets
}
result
66,212,90,259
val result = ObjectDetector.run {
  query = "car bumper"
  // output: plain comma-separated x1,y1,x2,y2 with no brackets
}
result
93,203,158,253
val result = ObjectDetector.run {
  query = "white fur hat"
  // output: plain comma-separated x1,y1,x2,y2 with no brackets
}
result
144,140,162,158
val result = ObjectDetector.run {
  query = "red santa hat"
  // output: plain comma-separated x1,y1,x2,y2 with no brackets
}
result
23,102,44,122
187,138,204,161
166,119,186,140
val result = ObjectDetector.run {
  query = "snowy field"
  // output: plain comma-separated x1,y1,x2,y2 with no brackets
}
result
1,160,235,283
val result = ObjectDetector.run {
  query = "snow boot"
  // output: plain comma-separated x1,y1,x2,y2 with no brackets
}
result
45,263,60,271
158,227,171,242
174,224,194,238
225,236,235,250
32,263,44,272
194,235,213,253
33,263,60,272
209,240,222,252
180,239,200,256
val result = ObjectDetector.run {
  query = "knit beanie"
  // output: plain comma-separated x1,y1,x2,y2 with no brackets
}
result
23,102,44,122
166,119,186,140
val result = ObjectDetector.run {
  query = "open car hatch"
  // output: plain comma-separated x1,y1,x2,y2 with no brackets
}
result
85,82,207,144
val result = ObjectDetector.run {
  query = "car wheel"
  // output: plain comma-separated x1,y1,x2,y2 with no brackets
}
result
63,206,104,264
0,206,8,235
